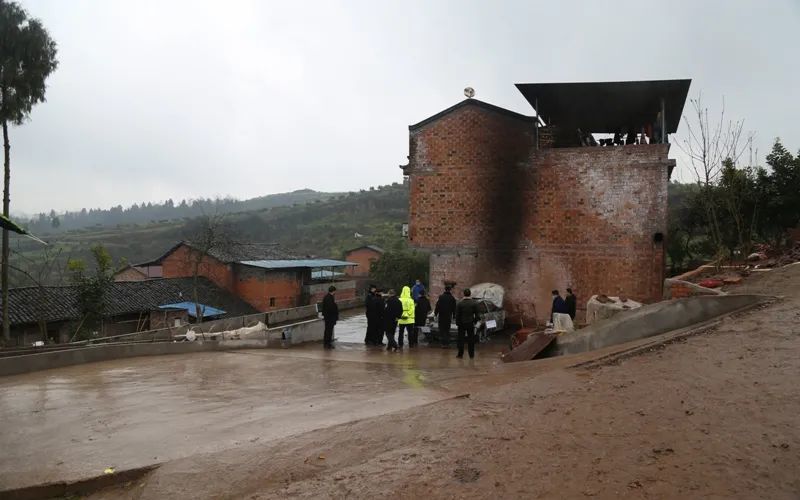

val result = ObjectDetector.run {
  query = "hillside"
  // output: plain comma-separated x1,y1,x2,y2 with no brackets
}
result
22,189,346,234
9,184,409,287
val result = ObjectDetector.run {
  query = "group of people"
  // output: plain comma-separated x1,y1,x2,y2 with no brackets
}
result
364,280,482,359
319,281,430,350
363,279,430,351
321,283,577,356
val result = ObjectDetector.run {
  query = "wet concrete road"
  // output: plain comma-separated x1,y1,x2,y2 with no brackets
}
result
0,337,507,491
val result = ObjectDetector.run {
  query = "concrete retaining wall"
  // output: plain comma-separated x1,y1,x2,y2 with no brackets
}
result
0,318,325,377
266,305,318,325
554,294,771,356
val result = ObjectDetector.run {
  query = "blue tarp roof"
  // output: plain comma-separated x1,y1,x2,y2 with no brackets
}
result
241,259,356,270
158,301,226,318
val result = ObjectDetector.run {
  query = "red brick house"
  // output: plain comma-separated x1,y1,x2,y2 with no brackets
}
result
402,79,690,324
150,242,357,311
343,245,384,277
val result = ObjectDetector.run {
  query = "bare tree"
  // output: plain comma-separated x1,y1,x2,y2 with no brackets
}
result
677,94,749,263
8,245,66,343
181,212,239,326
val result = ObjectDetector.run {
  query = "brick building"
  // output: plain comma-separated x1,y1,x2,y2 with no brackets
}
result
152,242,357,311
402,79,690,324
343,245,384,278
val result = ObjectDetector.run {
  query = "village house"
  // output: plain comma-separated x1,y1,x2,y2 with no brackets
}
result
402,79,690,324
149,241,358,311
3,277,258,345
343,245,384,278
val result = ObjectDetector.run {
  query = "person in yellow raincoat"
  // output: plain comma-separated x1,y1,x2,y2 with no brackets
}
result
397,286,415,348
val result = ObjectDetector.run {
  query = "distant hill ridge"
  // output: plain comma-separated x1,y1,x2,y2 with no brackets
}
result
24,189,346,235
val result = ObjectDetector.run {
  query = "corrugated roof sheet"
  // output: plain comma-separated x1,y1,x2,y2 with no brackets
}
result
241,259,357,270
4,277,258,326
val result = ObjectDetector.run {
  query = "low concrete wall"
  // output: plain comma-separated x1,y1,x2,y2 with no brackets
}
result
266,305,318,325
0,318,325,377
554,294,771,356
245,318,324,345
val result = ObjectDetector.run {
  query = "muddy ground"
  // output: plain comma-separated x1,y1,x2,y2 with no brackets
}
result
84,264,800,498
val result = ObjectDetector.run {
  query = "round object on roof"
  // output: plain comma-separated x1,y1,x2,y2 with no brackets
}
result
464,87,475,98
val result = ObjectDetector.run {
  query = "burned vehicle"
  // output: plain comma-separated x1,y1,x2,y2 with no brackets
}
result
422,283,506,344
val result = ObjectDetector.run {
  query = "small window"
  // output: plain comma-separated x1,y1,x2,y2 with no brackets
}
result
269,297,276,307
653,232,664,243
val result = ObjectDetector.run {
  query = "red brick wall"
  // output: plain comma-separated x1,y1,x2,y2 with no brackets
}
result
161,245,236,292
235,266,304,312
343,248,382,277
161,244,309,312
407,102,669,324
308,286,357,303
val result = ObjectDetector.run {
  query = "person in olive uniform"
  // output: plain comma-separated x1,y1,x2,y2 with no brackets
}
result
455,288,481,359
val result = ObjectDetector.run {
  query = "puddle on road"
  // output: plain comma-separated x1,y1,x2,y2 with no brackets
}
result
333,310,369,343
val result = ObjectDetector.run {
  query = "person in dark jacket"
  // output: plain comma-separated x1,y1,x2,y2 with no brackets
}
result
565,288,577,321
364,285,383,345
455,288,481,359
321,286,339,349
412,290,431,347
383,289,403,352
372,289,385,345
550,289,568,322
434,286,457,347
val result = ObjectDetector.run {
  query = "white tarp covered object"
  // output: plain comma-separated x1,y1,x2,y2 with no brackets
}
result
585,295,643,325
551,313,575,333
468,282,504,309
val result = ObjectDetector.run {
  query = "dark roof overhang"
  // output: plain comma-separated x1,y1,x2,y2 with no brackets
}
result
515,79,691,134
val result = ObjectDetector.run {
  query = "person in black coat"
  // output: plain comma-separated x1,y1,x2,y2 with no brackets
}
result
550,289,568,322
383,289,403,352
364,285,381,345
434,286,457,347
565,288,577,321
412,291,431,347
372,289,385,346
321,286,339,349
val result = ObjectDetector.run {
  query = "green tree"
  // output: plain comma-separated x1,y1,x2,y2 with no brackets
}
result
716,158,759,257
68,245,114,340
759,139,800,246
666,182,704,273
369,250,429,291
0,0,58,341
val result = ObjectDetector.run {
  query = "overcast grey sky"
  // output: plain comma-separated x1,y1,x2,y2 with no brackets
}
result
10,0,800,214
